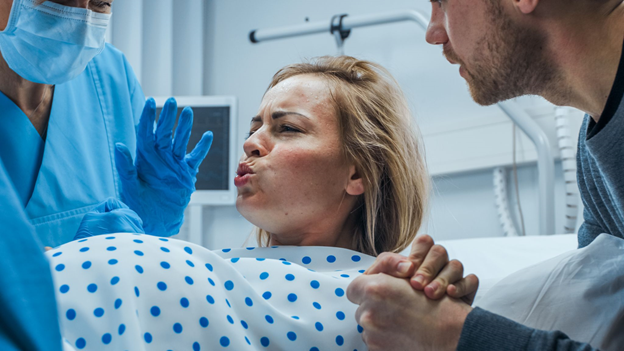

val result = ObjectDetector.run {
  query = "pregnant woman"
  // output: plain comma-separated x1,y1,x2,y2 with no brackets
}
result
46,56,463,350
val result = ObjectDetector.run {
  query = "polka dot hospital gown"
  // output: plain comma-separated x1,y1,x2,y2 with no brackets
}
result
46,234,375,350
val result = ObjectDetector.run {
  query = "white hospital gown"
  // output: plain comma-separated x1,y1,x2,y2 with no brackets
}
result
46,234,373,350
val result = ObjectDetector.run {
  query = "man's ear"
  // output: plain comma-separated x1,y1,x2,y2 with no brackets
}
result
346,165,365,196
513,0,540,14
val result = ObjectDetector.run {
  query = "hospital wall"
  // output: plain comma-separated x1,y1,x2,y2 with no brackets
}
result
109,0,583,249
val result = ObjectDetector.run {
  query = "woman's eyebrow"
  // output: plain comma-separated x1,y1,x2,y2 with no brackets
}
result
272,111,309,120
250,111,309,124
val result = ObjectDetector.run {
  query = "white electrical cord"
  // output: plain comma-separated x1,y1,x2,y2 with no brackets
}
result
493,167,520,237
555,107,579,233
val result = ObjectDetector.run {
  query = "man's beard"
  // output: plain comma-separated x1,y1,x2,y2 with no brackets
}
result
445,0,562,106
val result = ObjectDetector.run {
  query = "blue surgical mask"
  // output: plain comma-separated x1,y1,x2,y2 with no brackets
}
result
0,0,111,85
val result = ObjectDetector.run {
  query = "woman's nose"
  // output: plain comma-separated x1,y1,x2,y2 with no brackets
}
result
425,5,449,45
243,129,269,158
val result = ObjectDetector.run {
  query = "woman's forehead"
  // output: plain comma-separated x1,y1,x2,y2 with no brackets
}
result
260,75,335,115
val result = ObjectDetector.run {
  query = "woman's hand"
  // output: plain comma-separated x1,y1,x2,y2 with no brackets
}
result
364,234,479,305
114,97,213,237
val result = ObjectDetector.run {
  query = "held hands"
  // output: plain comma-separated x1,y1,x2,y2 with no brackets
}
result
74,198,145,240
364,234,479,305
115,98,213,237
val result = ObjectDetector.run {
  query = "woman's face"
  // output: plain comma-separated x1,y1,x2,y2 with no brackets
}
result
236,74,363,247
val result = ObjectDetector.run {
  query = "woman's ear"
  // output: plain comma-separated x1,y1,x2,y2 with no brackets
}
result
513,0,540,14
346,165,365,196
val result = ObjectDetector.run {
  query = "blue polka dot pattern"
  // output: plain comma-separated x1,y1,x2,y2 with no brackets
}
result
180,297,189,308
102,333,112,344
224,280,234,290
150,306,160,317
260,337,270,347
66,309,76,320
75,337,86,349
94,308,104,317
220,336,230,347
48,234,373,350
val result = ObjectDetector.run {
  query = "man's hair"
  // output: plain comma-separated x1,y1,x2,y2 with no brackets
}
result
255,56,430,256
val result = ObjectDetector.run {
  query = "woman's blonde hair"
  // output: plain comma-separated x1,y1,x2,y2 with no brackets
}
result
256,56,430,256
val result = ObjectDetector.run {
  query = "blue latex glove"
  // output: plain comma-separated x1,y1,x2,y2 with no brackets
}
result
114,97,213,237
74,198,145,240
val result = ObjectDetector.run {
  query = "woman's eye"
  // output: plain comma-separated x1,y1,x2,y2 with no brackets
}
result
246,130,256,139
279,125,301,133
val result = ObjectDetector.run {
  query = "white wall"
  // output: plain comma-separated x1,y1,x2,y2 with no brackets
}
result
112,0,585,249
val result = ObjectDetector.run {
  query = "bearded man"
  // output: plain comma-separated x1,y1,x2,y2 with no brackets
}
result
347,0,624,350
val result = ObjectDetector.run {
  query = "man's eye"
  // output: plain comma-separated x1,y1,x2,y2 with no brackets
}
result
91,0,111,8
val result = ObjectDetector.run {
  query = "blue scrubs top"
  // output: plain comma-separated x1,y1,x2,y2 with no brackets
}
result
0,43,145,247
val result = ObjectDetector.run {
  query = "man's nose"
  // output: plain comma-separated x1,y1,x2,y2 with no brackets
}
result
52,0,90,9
425,5,449,45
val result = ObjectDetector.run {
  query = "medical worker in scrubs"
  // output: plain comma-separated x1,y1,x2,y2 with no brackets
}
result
0,0,213,247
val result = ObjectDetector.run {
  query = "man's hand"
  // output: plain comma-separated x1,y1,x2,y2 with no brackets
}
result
74,198,145,240
365,234,479,304
347,273,472,351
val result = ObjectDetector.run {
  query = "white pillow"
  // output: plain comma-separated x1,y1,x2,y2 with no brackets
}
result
476,234,624,351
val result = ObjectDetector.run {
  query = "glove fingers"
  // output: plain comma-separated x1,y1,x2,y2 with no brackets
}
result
186,131,213,171
115,143,138,180
173,106,193,161
155,97,177,150
138,98,157,149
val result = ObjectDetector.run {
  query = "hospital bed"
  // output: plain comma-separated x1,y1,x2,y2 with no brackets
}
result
400,234,579,303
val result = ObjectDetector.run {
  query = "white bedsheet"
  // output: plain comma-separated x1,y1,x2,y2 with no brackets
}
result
400,234,579,303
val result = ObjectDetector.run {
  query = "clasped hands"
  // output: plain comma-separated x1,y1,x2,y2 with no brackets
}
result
347,235,478,351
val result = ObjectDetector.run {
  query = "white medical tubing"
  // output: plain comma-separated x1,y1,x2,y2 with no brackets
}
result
110,0,143,83
555,107,579,233
249,10,428,43
172,0,204,96
493,167,520,237
142,0,173,97
498,100,556,235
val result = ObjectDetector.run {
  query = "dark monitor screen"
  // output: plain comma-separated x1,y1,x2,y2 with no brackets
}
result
156,106,231,191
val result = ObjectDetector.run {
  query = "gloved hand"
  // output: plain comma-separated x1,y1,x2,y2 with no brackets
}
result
114,97,213,237
74,198,145,240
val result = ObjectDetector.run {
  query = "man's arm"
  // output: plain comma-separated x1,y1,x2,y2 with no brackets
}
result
458,308,597,351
